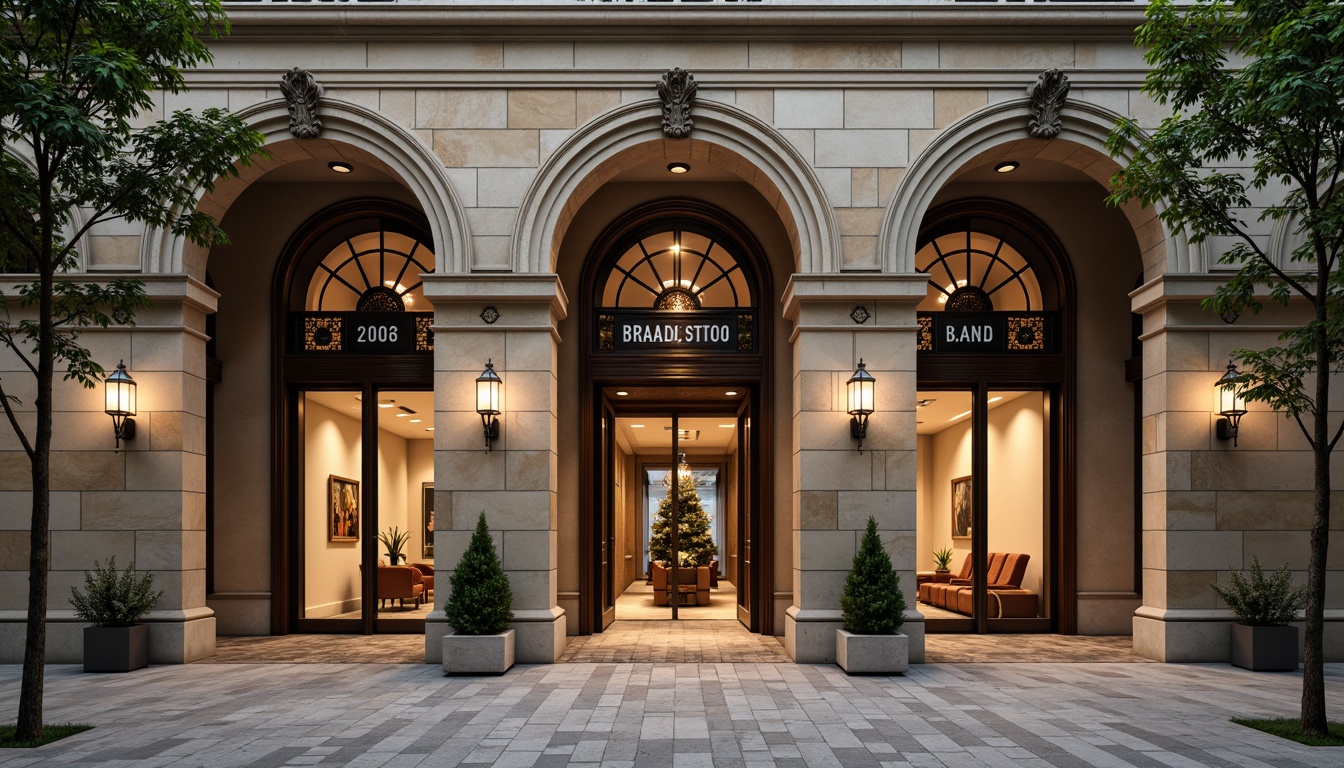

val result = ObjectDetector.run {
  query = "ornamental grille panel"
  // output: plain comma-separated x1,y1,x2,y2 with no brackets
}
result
917,312,1057,354
292,312,434,354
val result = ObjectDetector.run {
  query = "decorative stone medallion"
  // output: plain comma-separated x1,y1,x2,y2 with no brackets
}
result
658,68,697,139
480,306,501,324
1027,69,1070,140
850,306,871,325
280,67,323,139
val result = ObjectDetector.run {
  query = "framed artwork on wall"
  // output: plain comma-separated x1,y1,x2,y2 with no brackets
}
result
422,483,434,558
329,475,359,542
951,475,972,540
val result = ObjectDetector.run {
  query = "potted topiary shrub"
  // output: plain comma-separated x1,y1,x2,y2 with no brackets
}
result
836,516,907,674
1211,556,1306,671
932,547,954,583
68,557,163,673
443,512,515,675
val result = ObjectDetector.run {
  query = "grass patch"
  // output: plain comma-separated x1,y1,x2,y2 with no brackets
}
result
0,724,93,749
1231,718,1344,747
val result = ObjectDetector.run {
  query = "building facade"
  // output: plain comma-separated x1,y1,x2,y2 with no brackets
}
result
2,0,1336,666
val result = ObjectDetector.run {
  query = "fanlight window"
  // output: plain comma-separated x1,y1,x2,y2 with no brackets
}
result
601,228,752,310
305,230,435,312
915,231,1042,312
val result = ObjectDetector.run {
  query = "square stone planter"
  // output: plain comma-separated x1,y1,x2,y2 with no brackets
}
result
443,629,515,675
83,625,149,673
1231,624,1299,671
836,629,908,675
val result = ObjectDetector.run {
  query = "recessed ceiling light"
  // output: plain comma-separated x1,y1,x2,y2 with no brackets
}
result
725,391,738,396
377,399,395,408
425,427,434,431
719,424,734,428
630,424,645,428
616,391,629,396
396,413,408,417
987,396,1003,404
917,399,936,407
950,409,972,421
410,419,422,423
667,162,691,174
328,161,353,174
995,161,1020,173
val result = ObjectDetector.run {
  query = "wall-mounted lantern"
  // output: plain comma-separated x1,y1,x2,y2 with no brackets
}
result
476,359,502,452
104,360,137,450
847,359,876,454
1215,360,1247,447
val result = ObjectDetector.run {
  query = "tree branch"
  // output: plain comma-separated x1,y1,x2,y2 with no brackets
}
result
0,378,34,461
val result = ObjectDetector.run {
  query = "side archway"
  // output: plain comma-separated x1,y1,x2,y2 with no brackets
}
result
881,98,1190,278
514,99,839,275
142,98,472,278
4,138,93,272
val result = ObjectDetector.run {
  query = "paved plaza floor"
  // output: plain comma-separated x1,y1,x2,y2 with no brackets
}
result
4,651,1344,767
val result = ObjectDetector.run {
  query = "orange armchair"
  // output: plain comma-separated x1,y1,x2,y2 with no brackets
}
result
364,563,424,609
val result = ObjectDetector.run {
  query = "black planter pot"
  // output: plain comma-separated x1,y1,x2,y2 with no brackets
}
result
1230,623,1299,671
83,624,149,672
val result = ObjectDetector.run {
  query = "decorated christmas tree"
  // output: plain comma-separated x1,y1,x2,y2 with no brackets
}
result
648,465,718,567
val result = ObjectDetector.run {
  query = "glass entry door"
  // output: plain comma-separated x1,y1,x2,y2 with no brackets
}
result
916,387,1050,632
295,387,433,633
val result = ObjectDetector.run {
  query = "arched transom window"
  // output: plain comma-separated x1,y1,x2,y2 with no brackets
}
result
601,228,752,310
305,229,435,312
915,231,1042,313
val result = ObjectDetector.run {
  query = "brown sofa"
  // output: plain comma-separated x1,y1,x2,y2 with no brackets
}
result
917,553,972,604
650,561,711,606
362,563,424,609
918,552,1038,619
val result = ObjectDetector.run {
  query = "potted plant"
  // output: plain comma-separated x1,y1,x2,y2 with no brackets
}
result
836,516,908,674
1211,555,1307,671
443,512,515,675
932,547,954,583
379,526,410,565
68,557,163,672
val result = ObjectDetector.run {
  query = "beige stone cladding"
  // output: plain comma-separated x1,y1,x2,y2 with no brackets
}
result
782,275,927,663
1132,276,1343,661
422,275,567,664
0,277,216,663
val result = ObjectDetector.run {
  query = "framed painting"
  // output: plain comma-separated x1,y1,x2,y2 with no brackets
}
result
951,475,972,540
422,482,434,558
329,475,359,542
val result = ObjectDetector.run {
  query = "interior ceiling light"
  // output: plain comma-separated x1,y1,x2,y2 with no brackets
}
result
995,160,1020,173
949,410,971,422
719,424,734,428
917,399,936,407
425,427,434,431
987,396,1003,404
409,419,422,423
396,413,409,418
630,424,645,428
665,427,700,441
378,399,395,408
667,162,691,174
616,391,629,396
328,161,353,174
725,391,738,396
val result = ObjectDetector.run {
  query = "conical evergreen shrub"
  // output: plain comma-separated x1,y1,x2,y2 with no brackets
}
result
840,516,905,635
648,469,718,566
445,512,514,635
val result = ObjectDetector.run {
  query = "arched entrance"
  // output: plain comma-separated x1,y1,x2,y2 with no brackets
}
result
914,199,1077,634
578,200,773,636
272,199,436,634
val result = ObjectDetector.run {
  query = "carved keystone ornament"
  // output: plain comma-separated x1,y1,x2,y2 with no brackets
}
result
280,67,323,139
658,68,697,139
1027,69,1070,140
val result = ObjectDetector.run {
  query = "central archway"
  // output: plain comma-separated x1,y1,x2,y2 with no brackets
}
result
577,199,774,636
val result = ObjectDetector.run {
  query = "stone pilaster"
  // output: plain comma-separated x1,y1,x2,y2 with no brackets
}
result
0,275,216,663
781,274,927,663
422,274,568,664
1130,275,1343,661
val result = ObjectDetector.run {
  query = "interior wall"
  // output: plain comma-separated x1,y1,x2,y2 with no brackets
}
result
377,428,410,564
407,439,434,564
555,179,797,635
208,179,421,634
916,393,1046,603
303,399,363,617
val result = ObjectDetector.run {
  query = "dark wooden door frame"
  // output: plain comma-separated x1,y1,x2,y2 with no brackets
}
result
577,199,773,637
915,198,1078,635
268,199,435,636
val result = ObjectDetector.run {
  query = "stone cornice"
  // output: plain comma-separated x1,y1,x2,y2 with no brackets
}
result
218,4,1149,42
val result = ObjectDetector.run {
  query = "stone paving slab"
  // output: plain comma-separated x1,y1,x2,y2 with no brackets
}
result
4,661,1344,767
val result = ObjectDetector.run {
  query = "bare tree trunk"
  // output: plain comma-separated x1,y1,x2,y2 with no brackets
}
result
1301,325,1330,737
15,270,55,742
